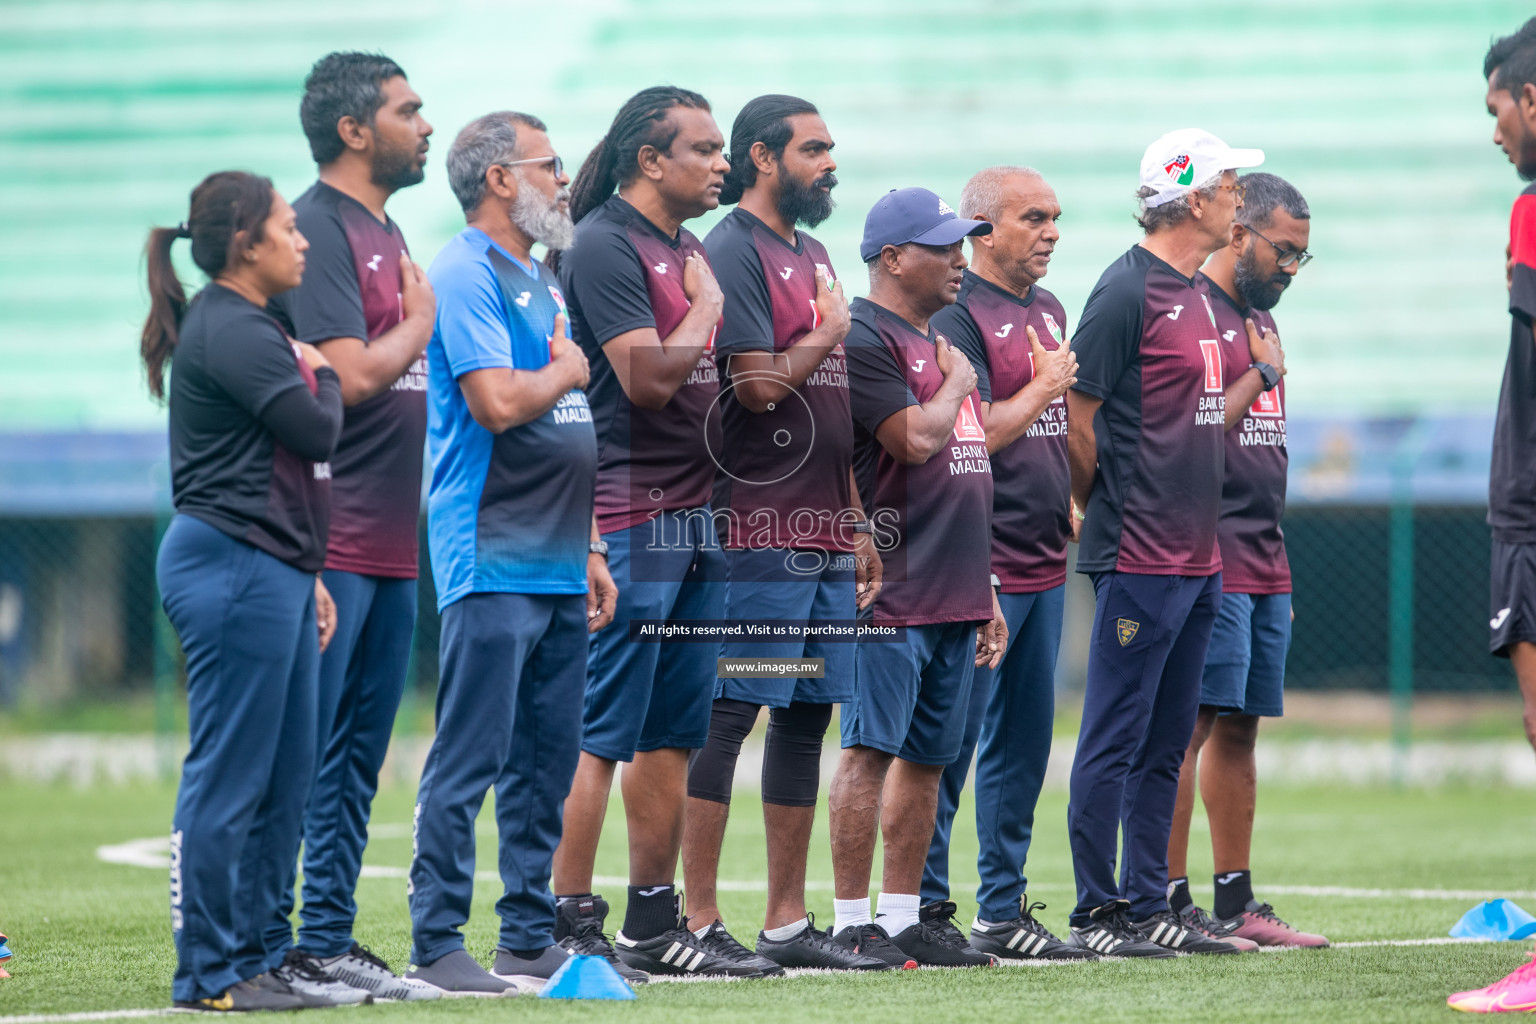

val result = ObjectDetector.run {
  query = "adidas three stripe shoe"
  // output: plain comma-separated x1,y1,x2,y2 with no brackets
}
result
969,899,1098,961
1066,900,1174,958
613,897,763,978
1132,910,1244,954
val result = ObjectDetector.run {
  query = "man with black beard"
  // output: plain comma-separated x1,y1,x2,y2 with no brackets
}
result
266,51,440,1002
1163,172,1326,950
682,95,888,972
405,111,615,996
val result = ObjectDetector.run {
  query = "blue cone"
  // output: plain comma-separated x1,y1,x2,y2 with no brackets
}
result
1450,899,1536,941
0,942,10,962
539,954,636,1000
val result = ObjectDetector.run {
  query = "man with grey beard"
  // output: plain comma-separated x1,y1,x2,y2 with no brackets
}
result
403,111,618,996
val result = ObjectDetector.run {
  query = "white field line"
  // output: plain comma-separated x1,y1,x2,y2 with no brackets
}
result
0,938,1506,1020
97,835,1536,903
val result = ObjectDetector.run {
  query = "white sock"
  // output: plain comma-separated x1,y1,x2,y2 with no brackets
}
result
874,892,920,936
975,918,1002,930
833,898,871,934
691,922,713,939
762,917,809,943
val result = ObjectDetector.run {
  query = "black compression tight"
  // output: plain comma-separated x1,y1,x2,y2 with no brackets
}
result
687,698,832,807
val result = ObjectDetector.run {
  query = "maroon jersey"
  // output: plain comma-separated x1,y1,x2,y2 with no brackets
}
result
269,181,426,578
932,271,1070,592
704,209,853,551
1071,246,1224,576
847,298,993,626
559,197,723,533
1491,184,1536,542
1202,276,1290,593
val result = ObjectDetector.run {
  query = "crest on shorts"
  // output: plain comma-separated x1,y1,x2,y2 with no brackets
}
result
1116,618,1140,646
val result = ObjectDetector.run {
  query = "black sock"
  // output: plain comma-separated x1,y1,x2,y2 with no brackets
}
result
1167,876,1193,914
1213,870,1254,920
622,885,677,940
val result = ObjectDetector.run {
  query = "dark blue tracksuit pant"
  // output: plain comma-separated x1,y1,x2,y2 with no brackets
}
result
408,592,587,965
266,570,417,960
159,514,320,1002
922,586,1062,920
1067,571,1220,926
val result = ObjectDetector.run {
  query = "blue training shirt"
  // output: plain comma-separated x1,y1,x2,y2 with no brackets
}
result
426,226,598,610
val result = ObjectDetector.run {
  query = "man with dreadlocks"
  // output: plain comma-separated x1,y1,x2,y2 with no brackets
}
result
548,86,758,981
678,94,889,973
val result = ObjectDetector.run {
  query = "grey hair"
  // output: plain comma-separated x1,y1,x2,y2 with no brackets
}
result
447,110,547,213
958,165,1044,221
1135,172,1222,233
1236,172,1310,231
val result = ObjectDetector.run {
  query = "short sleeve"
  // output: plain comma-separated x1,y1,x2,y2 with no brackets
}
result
1511,191,1536,323
708,229,774,356
847,319,918,435
432,256,514,378
203,311,308,416
270,205,368,344
931,303,990,403
1071,263,1145,401
560,224,655,345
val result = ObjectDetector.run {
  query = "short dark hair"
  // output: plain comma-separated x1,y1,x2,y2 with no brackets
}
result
719,94,819,205
300,52,407,165
1237,172,1310,231
1486,18,1536,94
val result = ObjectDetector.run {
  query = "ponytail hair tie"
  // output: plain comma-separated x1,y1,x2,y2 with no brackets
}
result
175,222,192,239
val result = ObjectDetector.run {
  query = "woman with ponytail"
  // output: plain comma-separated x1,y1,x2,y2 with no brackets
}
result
143,171,347,1012
547,88,755,980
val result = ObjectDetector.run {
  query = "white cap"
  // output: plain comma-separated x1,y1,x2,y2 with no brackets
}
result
1138,128,1264,208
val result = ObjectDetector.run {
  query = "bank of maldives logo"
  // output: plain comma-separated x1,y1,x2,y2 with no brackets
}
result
1163,154,1194,186
1116,618,1140,646
953,394,986,443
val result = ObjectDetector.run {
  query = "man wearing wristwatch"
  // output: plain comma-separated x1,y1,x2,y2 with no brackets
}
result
1165,172,1328,949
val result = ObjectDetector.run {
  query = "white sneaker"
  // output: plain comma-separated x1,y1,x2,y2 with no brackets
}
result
314,943,442,1002
273,948,372,1006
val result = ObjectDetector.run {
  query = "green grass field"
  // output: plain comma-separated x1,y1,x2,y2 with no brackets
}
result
3,778,1534,1022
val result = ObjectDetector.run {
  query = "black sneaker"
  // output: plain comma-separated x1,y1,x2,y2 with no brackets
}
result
554,895,649,985
1132,909,1244,955
695,921,784,976
173,973,305,1012
830,923,917,969
970,898,1098,961
1177,905,1259,952
613,897,763,978
1066,900,1175,958
887,901,997,968
756,914,891,971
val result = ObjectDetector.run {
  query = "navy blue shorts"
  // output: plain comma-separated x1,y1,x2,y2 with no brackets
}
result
1199,592,1290,717
841,620,977,765
717,547,855,707
582,508,726,760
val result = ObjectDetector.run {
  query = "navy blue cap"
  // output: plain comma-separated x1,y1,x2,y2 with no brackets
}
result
859,187,992,262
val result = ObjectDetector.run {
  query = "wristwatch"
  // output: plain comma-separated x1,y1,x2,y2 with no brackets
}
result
1251,361,1280,392
589,540,609,559
852,520,874,535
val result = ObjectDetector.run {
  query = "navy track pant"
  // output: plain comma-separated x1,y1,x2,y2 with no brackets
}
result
1068,571,1220,925
159,514,319,1002
408,592,587,965
923,586,1063,919
267,570,417,959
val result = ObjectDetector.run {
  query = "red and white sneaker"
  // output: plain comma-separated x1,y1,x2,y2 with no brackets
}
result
1217,900,1328,948
1448,951,1536,1013
1178,905,1259,952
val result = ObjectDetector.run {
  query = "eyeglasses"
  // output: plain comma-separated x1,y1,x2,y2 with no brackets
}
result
500,155,564,178
1246,224,1314,268
1214,181,1247,202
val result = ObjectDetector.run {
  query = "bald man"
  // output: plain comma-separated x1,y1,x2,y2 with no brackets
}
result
921,167,1090,961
